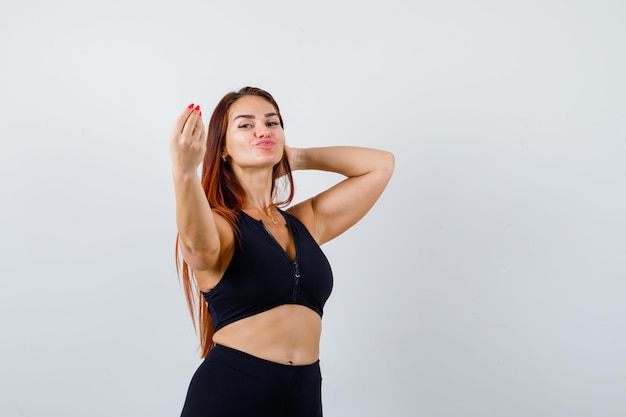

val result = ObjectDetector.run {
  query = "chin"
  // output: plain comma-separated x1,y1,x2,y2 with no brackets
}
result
264,153,284,167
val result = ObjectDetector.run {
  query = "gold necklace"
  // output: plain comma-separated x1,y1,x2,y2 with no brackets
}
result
257,206,277,225
266,208,278,225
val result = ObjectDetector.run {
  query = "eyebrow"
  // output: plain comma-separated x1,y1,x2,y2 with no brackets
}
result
232,112,278,122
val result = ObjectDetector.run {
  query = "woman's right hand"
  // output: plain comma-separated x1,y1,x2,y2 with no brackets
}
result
169,104,205,175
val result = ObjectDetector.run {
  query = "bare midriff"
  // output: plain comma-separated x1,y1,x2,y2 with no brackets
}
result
212,304,322,366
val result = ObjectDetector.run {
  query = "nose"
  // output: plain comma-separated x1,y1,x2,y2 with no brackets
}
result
256,126,270,138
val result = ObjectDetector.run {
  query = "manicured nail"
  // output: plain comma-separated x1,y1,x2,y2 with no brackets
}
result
194,105,200,111
187,103,194,109
199,111,202,116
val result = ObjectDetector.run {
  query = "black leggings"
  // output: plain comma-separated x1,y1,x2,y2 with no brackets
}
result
180,344,323,417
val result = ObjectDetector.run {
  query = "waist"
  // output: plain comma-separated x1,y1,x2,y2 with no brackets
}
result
206,344,321,389
212,304,321,365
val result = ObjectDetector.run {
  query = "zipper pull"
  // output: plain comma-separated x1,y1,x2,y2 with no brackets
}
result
292,261,301,302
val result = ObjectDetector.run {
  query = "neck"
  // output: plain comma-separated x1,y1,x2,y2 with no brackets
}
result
234,166,275,211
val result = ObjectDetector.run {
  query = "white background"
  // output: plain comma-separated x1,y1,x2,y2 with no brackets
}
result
1,0,625,416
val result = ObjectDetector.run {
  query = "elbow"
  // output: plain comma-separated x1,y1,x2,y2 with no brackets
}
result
178,236,220,260
178,243,220,272
380,150,395,177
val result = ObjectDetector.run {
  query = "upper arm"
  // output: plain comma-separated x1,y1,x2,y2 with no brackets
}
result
178,211,235,274
289,151,395,245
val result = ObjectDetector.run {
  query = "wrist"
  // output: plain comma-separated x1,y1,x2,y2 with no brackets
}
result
289,147,306,171
172,168,200,182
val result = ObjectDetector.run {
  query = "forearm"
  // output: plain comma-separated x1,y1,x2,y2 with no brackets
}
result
291,146,395,178
173,171,220,256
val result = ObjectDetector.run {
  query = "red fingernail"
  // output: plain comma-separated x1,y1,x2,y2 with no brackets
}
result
187,103,194,109
199,111,202,116
194,105,200,111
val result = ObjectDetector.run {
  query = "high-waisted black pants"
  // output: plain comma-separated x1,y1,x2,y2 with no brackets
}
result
180,344,323,417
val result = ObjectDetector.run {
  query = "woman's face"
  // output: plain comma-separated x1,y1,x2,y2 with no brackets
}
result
224,95,284,170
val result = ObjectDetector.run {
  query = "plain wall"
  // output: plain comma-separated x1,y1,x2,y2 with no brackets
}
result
1,0,625,416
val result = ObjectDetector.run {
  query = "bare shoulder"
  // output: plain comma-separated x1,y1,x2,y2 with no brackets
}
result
180,210,235,272
212,209,236,243
286,200,318,241
211,209,236,265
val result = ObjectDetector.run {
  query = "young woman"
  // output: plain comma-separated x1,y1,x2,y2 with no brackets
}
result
170,87,394,416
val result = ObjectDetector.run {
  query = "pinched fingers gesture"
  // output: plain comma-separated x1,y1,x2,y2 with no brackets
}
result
169,104,206,174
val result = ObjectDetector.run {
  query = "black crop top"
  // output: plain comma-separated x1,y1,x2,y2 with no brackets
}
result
202,209,334,332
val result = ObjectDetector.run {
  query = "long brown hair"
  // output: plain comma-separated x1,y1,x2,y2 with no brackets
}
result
175,87,295,358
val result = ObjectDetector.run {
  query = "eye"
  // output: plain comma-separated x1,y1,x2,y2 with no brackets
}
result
238,123,253,128
267,121,280,127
